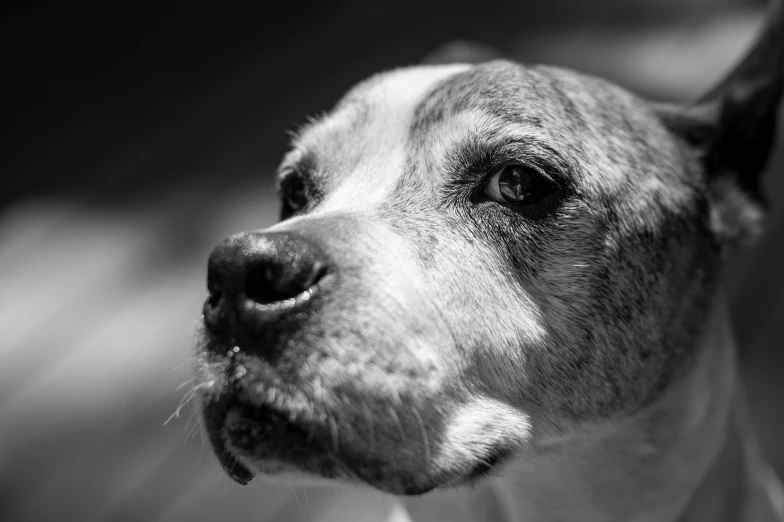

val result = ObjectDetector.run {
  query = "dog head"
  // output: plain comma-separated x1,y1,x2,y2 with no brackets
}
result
194,2,783,495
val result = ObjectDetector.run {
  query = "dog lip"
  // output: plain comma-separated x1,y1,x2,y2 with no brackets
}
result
221,401,333,467
201,398,256,485
213,436,256,485
224,403,313,443
209,396,465,495
219,401,386,489
458,447,514,484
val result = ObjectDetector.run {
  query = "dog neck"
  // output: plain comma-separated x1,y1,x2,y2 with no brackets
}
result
485,292,777,522
400,293,778,522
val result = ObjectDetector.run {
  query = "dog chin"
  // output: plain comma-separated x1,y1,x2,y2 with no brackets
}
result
241,459,363,489
229,446,517,496
199,375,532,494
217,418,520,496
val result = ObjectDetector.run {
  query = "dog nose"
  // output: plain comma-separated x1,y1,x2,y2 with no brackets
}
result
203,231,329,333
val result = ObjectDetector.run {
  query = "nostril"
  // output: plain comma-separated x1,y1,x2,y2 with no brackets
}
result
207,290,223,309
245,259,327,305
245,265,279,304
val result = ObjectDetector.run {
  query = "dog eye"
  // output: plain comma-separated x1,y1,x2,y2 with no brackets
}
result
282,176,309,213
484,164,558,206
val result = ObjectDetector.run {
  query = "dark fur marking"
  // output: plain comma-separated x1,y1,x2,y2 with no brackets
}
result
379,61,722,419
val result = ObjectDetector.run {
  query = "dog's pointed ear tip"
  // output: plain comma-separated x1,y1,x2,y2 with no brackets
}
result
656,0,784,188
702,0,784,100
420,40,503,66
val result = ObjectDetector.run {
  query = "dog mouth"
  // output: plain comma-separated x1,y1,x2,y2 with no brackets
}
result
194,305,523,493
201,391,519,494
194,328,528,495
201,395,256,484
201,394,358,486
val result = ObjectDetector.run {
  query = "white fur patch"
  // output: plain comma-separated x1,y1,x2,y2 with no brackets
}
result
303,65,471,212
435,397,532,470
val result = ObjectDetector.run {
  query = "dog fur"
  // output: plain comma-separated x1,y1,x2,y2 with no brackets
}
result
194,1,784,520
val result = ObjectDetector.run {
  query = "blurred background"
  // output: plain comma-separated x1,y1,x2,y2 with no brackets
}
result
1,0,782,520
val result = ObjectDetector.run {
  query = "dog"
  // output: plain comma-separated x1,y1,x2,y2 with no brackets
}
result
193,1,784,520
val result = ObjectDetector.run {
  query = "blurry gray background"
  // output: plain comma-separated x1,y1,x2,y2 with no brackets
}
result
1,0,782,520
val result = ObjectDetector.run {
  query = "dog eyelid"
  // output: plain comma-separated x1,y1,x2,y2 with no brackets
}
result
473,137,571,187
275,146,314,185
276,157,315,195
276,161,302,187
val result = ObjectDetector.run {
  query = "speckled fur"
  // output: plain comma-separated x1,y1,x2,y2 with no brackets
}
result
194,0,783,506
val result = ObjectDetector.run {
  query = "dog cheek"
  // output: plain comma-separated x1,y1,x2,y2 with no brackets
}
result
409,226,548,399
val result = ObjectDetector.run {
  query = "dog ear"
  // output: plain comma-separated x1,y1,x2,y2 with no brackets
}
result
420,40,502,65
660,0,783,246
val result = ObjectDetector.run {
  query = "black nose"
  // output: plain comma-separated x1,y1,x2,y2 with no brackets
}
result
203,231,329,333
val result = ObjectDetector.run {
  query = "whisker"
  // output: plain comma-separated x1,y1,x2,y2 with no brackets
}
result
392,387,403,406
362,400,376,452
164,382,210,426
329,415,340,454
411,406,430,469
176,378,195,391
164,396,193,426
171,334,199,342
184,410,201,441
388,407,406,442
315,375,324,408
183,408,197,432
291,486,302,512
188,424,201,442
